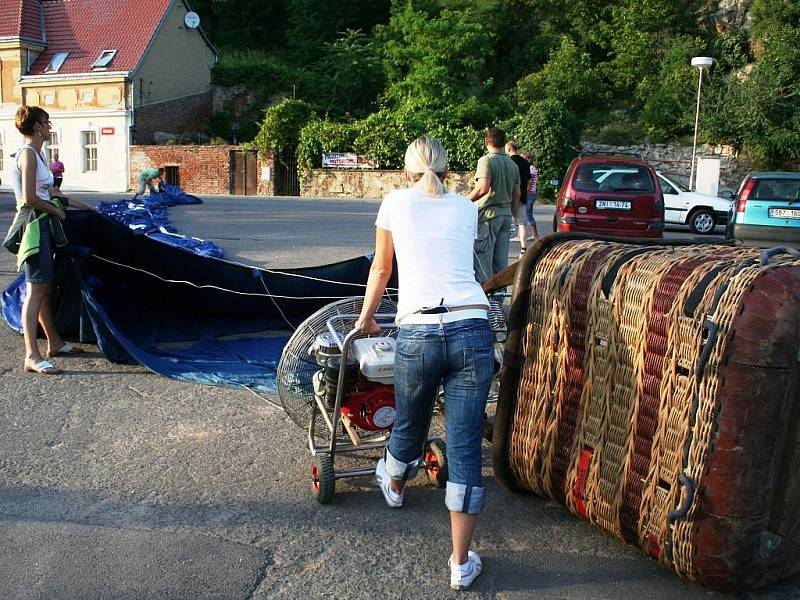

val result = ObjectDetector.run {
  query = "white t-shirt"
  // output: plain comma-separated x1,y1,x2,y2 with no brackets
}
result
375,186,489,322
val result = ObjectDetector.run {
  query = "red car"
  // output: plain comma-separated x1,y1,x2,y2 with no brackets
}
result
553,155,664,238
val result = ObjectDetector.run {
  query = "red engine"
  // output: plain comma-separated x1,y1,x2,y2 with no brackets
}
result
340,381,396,431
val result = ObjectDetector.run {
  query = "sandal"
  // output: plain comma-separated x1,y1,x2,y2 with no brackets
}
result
24,359,63,375
48,342,85,357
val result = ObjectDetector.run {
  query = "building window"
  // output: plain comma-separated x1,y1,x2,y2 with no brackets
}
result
44,52,69,73
92,50,117,69
47,132,59,163
82,131,97,172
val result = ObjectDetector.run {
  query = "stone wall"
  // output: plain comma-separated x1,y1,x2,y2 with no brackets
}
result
133,91,212,145
299,142,768,198
579,141,757,191
300,169,474,199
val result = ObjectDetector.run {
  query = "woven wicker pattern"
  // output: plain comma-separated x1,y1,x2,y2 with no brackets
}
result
508,240,798,578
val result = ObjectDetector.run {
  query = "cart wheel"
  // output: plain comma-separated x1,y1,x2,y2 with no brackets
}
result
424,438,448,488
311,455,335,504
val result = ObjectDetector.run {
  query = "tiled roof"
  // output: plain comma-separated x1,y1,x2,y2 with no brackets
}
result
27,0,172,76
0,1,45,43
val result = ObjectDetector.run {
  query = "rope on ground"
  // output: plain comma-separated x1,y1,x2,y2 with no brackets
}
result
91,253,391,300
240,384,282,409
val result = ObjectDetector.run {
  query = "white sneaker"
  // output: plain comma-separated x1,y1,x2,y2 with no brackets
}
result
375,457,404,508
449,551,482,591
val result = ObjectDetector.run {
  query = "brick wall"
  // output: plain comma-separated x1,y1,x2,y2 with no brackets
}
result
130,145,273,196
133,91,212,145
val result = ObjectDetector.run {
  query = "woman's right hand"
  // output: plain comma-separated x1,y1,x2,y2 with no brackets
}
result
354,316,380,335
53,207,66,221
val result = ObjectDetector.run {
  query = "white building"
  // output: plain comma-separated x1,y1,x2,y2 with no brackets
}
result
0,0,217,193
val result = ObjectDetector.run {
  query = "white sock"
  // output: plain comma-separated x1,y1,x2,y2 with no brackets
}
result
451,557,472,573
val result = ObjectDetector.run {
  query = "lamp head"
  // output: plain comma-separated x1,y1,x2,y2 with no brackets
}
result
691,56,714,68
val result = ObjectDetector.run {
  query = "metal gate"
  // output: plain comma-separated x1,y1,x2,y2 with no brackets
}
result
274,151,300,196
164,165,180,188
230,150,258,195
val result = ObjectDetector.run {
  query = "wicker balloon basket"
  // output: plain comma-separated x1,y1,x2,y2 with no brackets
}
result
492,234,800,591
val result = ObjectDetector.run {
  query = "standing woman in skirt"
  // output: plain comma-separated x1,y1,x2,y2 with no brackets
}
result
4,106,93,374
355,136,494,591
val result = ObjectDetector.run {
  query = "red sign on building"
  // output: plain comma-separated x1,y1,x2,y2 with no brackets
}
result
101,127,115,135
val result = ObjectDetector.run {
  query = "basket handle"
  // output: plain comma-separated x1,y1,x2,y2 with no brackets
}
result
760,246,800,265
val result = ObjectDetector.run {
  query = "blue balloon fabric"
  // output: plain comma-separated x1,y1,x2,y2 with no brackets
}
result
1,200,386,396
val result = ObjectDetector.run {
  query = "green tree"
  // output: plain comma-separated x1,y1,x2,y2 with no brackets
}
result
602,0,702,101
514,36,602,118
503,98,580,196
191,0,289,50
311,29,386,118
638,35,706,140
285,0,392,62
376,2,495,126
739,23,800,161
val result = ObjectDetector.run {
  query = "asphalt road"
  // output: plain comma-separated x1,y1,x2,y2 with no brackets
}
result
1,192,796,599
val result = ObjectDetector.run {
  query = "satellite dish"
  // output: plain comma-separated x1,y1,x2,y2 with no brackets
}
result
184,11,200,29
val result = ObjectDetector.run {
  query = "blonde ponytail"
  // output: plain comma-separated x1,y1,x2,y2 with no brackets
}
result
404,136,447,196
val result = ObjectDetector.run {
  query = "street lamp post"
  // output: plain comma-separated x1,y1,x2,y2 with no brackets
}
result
689,56,714,191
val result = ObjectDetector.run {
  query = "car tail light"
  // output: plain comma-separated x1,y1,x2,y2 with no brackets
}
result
562,196,576,217
736,179,756,213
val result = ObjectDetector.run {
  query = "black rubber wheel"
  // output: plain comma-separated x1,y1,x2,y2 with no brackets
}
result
552,214,559,233
424,438,448,488
689,208,715,234
311,454,335,504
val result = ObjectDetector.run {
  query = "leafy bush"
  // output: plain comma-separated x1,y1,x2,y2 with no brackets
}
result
583,117,647,146
297,119,359,172
297,108,485,174
252,99,315,158
503,99,581,196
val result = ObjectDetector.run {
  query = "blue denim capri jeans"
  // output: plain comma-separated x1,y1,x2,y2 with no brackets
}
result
383,318,494,514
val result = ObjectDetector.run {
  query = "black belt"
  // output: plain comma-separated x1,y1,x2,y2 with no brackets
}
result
414,304,489,315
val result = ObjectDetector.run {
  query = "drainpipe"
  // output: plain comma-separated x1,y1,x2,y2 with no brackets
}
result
129,78,136,142
128,79,135,192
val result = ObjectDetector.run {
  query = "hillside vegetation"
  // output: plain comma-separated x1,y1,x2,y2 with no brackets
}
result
194,0,800,185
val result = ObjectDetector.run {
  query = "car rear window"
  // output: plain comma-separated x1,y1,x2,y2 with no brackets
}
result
573,163,655,193
753,179,800,201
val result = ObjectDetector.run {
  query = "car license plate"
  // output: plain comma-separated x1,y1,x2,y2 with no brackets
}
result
769,207,800,219
596,200,631,210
